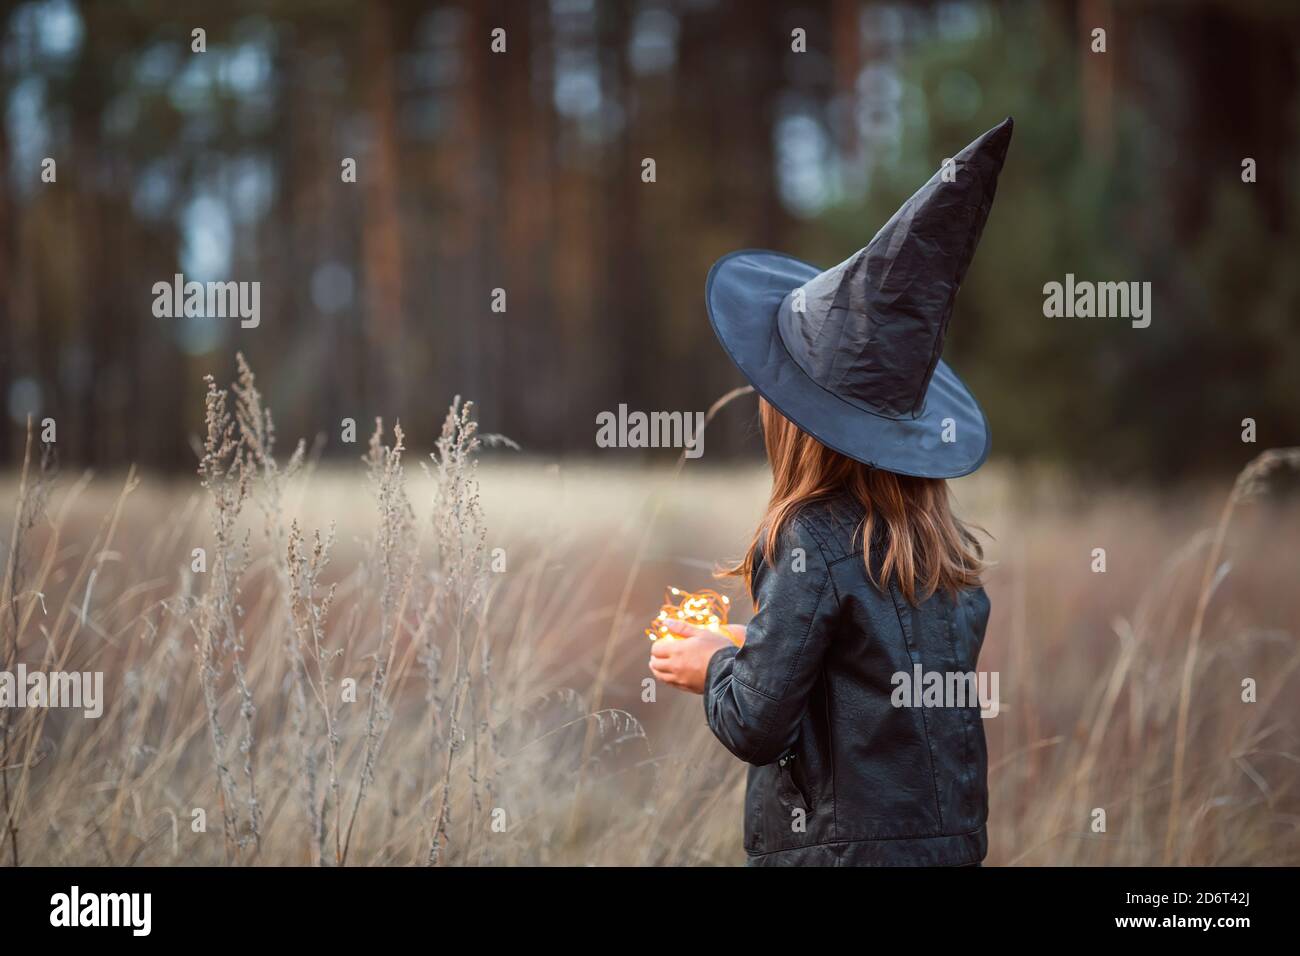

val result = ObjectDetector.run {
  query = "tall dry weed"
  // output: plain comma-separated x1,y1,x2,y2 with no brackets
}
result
1,360,1297,866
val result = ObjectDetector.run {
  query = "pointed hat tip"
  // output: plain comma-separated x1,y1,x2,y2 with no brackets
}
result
956,117,1014,162
975,116,1014,162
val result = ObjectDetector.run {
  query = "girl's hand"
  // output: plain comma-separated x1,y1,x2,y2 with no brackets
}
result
648,619,745,695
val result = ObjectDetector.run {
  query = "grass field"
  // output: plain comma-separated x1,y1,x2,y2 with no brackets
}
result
2,369,1298,866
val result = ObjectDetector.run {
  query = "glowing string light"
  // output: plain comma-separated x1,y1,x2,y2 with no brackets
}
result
644,587,741,646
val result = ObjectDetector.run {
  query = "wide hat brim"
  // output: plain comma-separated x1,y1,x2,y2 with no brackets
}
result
705,248,991,479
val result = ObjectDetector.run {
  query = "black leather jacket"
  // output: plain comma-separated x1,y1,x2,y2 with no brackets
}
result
704,494,990,866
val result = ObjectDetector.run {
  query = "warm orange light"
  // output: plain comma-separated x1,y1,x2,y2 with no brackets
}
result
645,587,740,645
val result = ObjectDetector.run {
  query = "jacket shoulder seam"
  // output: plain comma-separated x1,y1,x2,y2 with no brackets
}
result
791,512,837,560
774,573,833,701
790,515,844,607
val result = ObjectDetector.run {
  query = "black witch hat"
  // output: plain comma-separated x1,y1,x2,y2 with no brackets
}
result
705,117,1013,478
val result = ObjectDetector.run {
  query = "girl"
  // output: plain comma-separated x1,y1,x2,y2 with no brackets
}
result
648,119,1012,866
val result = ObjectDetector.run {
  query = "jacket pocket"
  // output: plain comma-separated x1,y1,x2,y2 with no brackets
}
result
775,751,811,813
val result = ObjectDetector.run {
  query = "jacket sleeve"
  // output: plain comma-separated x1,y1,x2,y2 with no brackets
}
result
703,519,838,766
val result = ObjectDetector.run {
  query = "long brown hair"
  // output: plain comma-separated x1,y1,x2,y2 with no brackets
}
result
723,398,986,605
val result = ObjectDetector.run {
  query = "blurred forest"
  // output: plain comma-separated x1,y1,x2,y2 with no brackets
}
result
1,0,1298,478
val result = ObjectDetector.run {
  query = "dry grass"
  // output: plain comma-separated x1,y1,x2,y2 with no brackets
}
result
1,363,1298,866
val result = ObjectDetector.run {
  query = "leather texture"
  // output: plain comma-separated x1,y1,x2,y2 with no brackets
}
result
704,493,991,866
